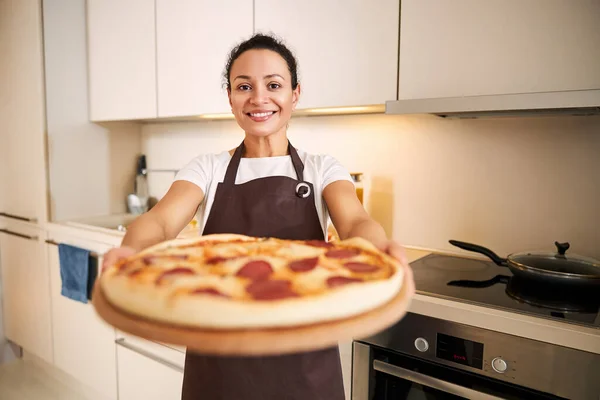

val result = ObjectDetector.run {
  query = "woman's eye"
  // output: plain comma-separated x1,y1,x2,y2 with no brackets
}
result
238,84,251,91
268,83,281,90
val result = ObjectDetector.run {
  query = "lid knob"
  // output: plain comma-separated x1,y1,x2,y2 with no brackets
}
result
554,241,570,256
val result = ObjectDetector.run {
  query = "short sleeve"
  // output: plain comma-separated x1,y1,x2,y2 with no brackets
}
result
321,155,354,189
173,154,214,194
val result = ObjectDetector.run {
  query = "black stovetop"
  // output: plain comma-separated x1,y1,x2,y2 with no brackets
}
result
411,254,600,329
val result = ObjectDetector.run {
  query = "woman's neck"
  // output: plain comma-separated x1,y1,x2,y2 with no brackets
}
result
242,129,289,158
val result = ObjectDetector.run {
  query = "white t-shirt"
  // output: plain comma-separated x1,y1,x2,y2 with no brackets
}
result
174,149,353,237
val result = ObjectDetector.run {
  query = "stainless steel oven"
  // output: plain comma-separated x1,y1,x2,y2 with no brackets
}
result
351,313,600,400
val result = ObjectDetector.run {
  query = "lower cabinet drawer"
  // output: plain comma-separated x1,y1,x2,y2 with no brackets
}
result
116,338,184,400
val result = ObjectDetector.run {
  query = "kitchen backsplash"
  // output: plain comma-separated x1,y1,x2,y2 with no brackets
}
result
141,114,600,259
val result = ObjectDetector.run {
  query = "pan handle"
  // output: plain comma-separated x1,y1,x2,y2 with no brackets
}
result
448,240,507,266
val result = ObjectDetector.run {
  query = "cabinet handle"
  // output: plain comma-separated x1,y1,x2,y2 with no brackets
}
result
115,338,184,373
0,212,38,223
45,239,100,259
0,228,38,241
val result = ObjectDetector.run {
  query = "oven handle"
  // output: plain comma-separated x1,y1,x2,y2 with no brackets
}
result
373,359,505,400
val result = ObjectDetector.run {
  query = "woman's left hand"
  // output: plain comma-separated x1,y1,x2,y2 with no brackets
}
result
379,240,416,297
380,239,408,266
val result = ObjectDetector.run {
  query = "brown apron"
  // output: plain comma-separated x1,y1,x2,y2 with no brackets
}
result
181,141,346,400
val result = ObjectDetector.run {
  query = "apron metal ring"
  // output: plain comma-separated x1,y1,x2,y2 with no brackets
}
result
295,182,311,198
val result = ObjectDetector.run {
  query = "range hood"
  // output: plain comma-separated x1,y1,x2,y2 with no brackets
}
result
385,89,600,119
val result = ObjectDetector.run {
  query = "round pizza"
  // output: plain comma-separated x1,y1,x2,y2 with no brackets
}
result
99,233,404,329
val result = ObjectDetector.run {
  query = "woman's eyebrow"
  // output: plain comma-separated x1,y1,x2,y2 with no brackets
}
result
233,74,285,81
264,74,285,80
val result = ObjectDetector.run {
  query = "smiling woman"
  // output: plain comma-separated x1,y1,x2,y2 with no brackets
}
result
101,32,414,400
224,34,301,148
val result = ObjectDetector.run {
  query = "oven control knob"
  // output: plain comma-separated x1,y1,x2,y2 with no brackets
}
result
491,357,508,373
414,338,429,352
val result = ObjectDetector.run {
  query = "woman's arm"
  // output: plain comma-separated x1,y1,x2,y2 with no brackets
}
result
323,180,388,247
122,181,204,250
323,180,408,266
102,181,204,269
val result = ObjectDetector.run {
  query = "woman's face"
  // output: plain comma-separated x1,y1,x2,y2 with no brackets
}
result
228,49,300,137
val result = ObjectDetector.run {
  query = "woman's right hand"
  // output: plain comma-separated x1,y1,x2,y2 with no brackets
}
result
102,246,137,272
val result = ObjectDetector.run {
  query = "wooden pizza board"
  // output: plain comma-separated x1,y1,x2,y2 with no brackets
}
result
91,277,414,357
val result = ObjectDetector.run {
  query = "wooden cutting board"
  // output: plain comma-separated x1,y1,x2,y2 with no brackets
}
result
91,277,414,356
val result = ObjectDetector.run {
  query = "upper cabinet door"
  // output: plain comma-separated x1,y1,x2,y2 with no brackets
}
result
398,0,600,100
87,0,157,121
254,0,400,109
156,0,253,117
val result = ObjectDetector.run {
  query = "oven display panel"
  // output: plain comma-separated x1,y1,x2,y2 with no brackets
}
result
436,333,484,369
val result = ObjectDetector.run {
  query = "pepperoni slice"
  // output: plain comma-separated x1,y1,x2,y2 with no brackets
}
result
289,257,319,272
236,260,273,280
327,276,363,288
304,240,333,248
325,248,360,259
246,280,298,301
191,288,229,298
343,262,380,273
156,267,195,284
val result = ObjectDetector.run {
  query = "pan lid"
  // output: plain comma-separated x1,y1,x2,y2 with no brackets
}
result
510,242,600,278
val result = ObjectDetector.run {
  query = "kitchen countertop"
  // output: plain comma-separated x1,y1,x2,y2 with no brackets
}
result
47,218,600,355
47,213,200,247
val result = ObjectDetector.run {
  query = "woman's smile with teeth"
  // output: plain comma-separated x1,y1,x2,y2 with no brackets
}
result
248,111,275,117
246,110,277,122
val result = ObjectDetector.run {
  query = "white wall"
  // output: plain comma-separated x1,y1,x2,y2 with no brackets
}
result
42,0,141,222
141,113,600,259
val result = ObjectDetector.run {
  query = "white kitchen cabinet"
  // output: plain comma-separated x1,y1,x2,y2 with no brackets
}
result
0,0,48,223
156,0,253,117
398,0,600,100
116,338,184,400
86,0,399,120
47,233,118,400
0,221,53,365
254,0,399,110
87,0,157,121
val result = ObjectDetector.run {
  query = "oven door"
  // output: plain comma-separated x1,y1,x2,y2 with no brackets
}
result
352,342,564,400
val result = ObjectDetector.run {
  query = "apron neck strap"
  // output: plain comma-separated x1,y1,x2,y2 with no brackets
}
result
224,140,305,185
287,141,304,181
223,141,245,185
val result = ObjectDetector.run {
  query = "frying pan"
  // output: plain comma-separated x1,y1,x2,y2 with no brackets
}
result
448,240,600,289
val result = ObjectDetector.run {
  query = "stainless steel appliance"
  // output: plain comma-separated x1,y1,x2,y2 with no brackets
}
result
351,254,600,400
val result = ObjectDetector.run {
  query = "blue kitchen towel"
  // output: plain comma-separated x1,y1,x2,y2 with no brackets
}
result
58,243,91,304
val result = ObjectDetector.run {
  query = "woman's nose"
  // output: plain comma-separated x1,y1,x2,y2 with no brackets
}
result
249,86,268,104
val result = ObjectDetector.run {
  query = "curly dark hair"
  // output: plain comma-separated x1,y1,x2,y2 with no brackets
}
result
223,33,299,91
